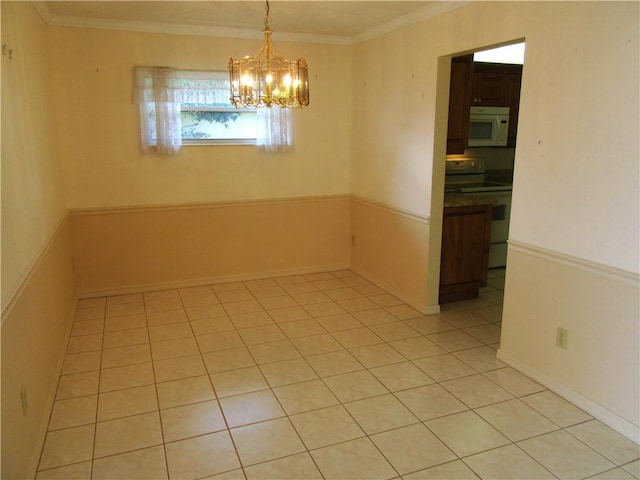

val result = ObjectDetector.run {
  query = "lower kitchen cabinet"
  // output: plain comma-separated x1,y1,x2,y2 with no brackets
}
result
439,204,492,303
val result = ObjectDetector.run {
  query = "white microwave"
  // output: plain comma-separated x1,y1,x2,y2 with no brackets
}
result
468,106,510,147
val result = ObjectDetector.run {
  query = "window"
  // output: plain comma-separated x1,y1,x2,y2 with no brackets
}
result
133,67,292,155
180,104,256,145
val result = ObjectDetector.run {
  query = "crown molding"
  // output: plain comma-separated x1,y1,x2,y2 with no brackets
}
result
30,1,351,45
353,1,473,44
31,1,54,24
31,0,472,46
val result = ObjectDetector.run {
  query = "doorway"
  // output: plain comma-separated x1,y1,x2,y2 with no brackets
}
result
427,41,525,315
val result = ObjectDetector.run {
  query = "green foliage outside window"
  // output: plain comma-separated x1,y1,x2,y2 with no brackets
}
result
180,107,255,142
182,111,240,139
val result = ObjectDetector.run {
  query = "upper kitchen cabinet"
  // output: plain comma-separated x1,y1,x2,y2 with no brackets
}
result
446,58,523,153
471,62,523,106
503,73,522,147
472,62,523,147
471,71,505,106
446,55,474,155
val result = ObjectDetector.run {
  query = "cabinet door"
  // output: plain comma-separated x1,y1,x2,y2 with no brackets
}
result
446,55,473,154
472,73,505,106
440,205,492,296
504,73,522,146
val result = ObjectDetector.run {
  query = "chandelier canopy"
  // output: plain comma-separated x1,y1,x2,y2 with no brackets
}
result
228,1,309,109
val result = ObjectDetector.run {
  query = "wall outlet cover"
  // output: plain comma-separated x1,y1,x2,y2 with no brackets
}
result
556,327,569,349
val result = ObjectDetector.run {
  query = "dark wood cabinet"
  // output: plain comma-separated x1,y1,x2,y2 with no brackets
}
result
471,63,523,106
503,73,522,147
471,72,505,106
446,55,473,155
439,204,492,303
447,59,523,152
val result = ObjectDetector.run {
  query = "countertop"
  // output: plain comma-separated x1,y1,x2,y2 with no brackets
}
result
444,193,496,208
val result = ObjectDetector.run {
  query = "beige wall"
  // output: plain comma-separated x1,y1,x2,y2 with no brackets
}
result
70,196,351,297
47,27,352,209
1,221,76,480
509,3,639,273
350,197,431,312
501,243,639,438
1,1,68,301
1,3,77,478
350,1,639,439
44,24,355,294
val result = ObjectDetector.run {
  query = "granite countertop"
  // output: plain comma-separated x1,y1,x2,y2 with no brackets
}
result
444,193,496,208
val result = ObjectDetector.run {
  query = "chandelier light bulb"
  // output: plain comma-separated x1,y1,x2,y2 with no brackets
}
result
228,1,309,108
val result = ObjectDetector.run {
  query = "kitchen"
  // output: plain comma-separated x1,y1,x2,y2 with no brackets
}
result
440,43,524,304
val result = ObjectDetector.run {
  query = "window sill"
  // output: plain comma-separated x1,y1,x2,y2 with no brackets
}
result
182,139,256,146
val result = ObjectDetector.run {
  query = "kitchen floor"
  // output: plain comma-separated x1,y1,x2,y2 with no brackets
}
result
36,269,639,479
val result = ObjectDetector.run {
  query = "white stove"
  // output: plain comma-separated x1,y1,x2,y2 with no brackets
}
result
445,181,513,193
444,158,512,193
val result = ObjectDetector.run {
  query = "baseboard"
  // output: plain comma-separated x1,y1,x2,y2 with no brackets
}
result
497,349,640,445
350,265,439,315
78,262,442,317
77,263,350,299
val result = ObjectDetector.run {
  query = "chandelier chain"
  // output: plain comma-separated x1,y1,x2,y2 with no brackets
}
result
264,1,271,30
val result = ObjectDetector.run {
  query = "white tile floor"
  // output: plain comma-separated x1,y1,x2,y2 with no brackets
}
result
37,269,639,479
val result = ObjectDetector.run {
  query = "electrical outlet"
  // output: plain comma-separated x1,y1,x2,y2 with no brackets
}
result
20,385,28,415
556,327,569,349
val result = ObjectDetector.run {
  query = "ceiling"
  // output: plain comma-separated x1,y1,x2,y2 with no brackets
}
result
34,1,469,43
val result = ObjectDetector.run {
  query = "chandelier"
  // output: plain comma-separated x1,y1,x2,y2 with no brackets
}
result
228,1,309,108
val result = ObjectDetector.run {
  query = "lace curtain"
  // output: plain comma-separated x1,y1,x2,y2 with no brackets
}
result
257,108,292,153
133,67,293,155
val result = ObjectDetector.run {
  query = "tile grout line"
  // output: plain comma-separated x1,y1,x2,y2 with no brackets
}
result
233,276,325,476
142,291,172,480
90,301,108,477
201,282,252,479
36,269,637,479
